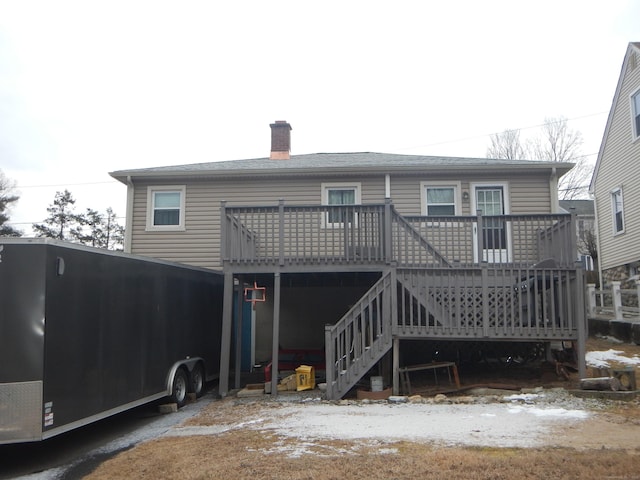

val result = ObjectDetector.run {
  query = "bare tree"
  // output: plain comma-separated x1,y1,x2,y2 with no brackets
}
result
555,156,592,200
531,117,590,200
581,228,598,267
0,170,22,237
486,129,527,160
486,117,592,199
530,116,584,162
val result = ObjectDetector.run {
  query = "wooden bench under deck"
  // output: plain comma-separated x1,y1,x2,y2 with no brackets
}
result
399,362,461,395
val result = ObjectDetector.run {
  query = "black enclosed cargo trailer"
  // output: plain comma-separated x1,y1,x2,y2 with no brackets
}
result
0,238,224,444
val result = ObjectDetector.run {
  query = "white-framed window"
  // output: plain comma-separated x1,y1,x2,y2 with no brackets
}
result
420,182,461,216
146,185,186,231
321,182,361,226
632,89,640,140
611,187,625,235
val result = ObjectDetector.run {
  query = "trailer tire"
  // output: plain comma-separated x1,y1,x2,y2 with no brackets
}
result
170,368,189,408
190,363,205,398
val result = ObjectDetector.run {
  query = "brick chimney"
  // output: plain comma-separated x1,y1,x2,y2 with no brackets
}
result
270,120,292,160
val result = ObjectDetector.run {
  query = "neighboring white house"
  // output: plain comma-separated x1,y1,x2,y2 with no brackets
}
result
590,42,640,286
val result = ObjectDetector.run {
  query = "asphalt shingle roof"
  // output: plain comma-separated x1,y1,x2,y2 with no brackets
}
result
559,199,595,215
110,152,573,183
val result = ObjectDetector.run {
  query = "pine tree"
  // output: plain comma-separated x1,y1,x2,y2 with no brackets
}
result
0,170,22,237
32,190,81,240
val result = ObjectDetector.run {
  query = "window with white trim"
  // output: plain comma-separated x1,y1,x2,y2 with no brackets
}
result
611,187,624,235
322,183,361,226
632,90,640,139
420,182,460,216
426,187,456,215
146,186,186,231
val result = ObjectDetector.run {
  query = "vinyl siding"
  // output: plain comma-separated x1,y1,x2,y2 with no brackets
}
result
510,177,551,214
391,173,550,216
130,176,387,268
594,48,640,271
128,171,556,268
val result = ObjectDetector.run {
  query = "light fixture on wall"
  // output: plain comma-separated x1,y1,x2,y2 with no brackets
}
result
462,191,470,201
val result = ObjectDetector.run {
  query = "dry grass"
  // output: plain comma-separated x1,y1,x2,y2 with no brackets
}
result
86,432,640,480
85,336,640,480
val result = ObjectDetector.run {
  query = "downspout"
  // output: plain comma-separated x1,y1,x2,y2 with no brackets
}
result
592,194,605,290
589,166,605,298
124,175,134,253
549,167,559,213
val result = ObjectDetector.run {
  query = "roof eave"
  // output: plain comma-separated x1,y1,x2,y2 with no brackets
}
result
110,162,572,185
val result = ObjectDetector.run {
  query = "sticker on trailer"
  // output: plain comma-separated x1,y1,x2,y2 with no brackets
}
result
44,402,54,426
44,413,54,426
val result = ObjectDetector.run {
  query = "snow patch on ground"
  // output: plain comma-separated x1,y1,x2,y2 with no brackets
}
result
243,400,590,449
585,349,640,368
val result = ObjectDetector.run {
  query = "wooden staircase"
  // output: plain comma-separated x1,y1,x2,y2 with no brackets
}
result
324,268,457,400
324,270,395,400
324,264,581,399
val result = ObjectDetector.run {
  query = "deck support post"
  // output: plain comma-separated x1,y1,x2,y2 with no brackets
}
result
575,262,587,379
390,265,399,395
218,270,234,397
220,201,227,264
384,199,393,263
234,275,244,390
324,324,334,399
270,272,281,396
392,337,400,395
278,199,285,267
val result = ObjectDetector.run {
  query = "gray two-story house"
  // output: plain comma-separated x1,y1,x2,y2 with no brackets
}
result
111,121,586,399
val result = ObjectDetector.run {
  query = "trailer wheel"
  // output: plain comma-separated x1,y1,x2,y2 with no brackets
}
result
190,363,205,398
170,368,189,408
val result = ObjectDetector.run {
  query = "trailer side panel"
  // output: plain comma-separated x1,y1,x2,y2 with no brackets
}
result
0,239,223,443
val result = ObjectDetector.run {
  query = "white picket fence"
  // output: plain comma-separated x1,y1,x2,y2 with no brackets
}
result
587,281,640,320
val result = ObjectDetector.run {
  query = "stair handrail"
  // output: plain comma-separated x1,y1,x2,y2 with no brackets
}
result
324,270,394,399
390,207,453,267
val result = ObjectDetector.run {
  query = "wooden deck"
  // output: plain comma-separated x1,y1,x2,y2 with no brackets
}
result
219,200,587,399
221,200,577,270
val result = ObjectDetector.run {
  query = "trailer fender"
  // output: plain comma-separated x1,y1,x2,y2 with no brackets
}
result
166,358,204,406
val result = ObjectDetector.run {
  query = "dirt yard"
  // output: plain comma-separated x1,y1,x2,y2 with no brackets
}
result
85,336,640,480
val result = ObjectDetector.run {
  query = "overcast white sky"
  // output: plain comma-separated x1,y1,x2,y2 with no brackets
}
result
1,1,639,233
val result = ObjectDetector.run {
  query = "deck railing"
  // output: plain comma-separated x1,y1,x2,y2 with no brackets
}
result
221,200,576,269
396,266,581,340
399,213,575,268
221,201,387,266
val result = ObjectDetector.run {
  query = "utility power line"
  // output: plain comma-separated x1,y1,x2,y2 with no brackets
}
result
15,180,119,189
394,111,608,152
